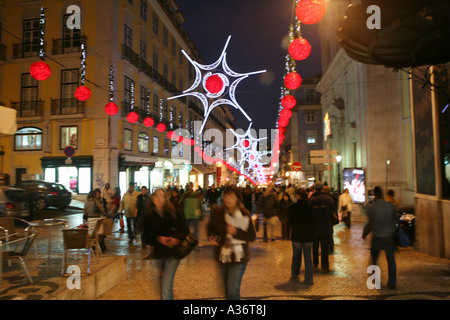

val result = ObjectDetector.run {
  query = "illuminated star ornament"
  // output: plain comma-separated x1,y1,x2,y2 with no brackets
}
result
168,36,266,133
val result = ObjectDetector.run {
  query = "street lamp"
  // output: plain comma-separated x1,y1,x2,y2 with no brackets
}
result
336,155,342,194
386,157,390,192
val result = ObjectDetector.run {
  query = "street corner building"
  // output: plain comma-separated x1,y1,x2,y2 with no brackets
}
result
0,0,235,196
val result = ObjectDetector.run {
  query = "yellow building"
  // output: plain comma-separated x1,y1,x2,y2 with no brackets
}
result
0,0,232,195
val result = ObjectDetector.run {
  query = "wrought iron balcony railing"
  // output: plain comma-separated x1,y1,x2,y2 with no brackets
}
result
12,42,44,59
51,98,85,115
10,100,44,117
0,44,7,61
52,35,86,55
122,45,140,69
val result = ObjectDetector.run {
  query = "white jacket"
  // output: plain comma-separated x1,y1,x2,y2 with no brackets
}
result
120,190,140,218
338,193,353,215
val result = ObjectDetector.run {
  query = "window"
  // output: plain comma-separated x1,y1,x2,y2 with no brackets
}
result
140,40,147,61
124,24,133,48
153,13,159,35
21,73,38,102
172,38,176,56
153,94,159,116
63,14,81,50
124,76,133,104
162,101,168,121
153,50,159,72
140,0,147,21
14,127,42,151
61,69,79,100
140,86,149,111
164,138,169,156
138,133,149,152
163,26,168,47
153,136,159,154
305,89,314,102
172,71,176,87
163,62,168,80
60,126,78,149
23,19,40,55
305,111,316,123
124,129,132,151
306,131,317,144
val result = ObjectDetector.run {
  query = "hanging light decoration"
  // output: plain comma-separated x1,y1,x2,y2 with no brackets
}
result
281,94,297,110
296,0,326,25
156,123,166,132
288,37,311,61
105,66,118,115
30,8,51,80
127,112,139,124
75,39,91,101
143,117,154,127
280,108,292,120
284,71,302,90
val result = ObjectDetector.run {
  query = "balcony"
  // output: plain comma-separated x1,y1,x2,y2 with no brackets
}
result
51,98,85,115
11,100,44,117
122,45,140,69
12,42,45,59
52,35,86,55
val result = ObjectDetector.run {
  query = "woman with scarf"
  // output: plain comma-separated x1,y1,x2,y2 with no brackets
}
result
207,186,256,300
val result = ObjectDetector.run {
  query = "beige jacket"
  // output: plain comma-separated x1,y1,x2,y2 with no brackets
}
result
120,190,140,218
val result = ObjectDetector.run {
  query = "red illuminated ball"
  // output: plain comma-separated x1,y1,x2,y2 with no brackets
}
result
167,131,175,139
278,117,290,128
74,86,92,101
205,74,224,94
288,38,311,61
296,0,326,25
127,112,139,123
280,108,292,120
30,61,51,81
104,102,118,116
156,123,166,132
281,95,297,110
284,72,302,90
143,117,154,127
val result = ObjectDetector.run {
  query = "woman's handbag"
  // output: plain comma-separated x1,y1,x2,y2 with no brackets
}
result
173,232,198,259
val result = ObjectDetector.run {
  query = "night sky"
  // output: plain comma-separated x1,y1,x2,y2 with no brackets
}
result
176,0,322,132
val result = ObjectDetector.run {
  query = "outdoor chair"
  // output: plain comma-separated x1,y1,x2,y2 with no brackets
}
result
0,217,38,265
1,230,38,287
61,218,104,274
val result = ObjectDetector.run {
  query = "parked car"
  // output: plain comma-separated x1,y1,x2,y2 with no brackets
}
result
13,180,72,210
0,186,32,219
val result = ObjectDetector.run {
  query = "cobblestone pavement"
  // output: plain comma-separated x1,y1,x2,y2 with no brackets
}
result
98,214,450,301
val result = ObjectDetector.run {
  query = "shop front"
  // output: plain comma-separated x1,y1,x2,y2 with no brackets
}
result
41,156,93,194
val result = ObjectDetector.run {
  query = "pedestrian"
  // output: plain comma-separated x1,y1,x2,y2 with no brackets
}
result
136,186,152,247
242,185,253,214
142,188,189,300
257,187,278,242
83,190,107,253
207,186,256,300
385,189,399,209
363,186,397,289
206,184,220,213
286,183,296,203
120,183,140,243
309,182,336,273
278,192,293,240
288,188,315,284
338,188,353,229
179,182,202,245
169,188,180,208
101,183,114,212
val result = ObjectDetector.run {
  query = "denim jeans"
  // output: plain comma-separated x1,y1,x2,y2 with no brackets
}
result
186,219,199,241
220,263,248,300
313,236,331,270
126,217,136,241
154,257,181,300
371,236,397,287
291,242,313,284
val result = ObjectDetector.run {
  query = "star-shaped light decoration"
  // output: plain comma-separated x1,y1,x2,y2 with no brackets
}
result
168,36,266,133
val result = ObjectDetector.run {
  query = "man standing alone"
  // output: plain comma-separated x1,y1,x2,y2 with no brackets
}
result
309,182,336,273
120,183,140,243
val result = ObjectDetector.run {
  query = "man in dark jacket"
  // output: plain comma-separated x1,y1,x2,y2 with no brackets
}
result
288,189,315,284
257,187,278,242
363,186,397,289
309,182,336,273
206,184,220,213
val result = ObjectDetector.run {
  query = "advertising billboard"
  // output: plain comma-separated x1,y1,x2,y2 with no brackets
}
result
343,168,366,204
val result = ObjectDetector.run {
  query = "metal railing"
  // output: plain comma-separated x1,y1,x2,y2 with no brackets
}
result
51,98,85,115
52,35,86,55
10,100,44,117
12,42,44,59
0,44,7,61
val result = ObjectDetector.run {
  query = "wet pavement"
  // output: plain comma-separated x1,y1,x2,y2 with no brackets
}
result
1,201,449,300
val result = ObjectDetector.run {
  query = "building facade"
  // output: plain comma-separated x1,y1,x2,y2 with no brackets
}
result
0,0,233,196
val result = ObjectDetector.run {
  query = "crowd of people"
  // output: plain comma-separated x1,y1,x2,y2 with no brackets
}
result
83,180,400,299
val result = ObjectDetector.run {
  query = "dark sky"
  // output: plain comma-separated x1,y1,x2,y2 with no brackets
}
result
176,0,322,132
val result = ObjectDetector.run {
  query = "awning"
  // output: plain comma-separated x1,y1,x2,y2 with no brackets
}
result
120,154,158,167
191,164,215,175
0,106,17,135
